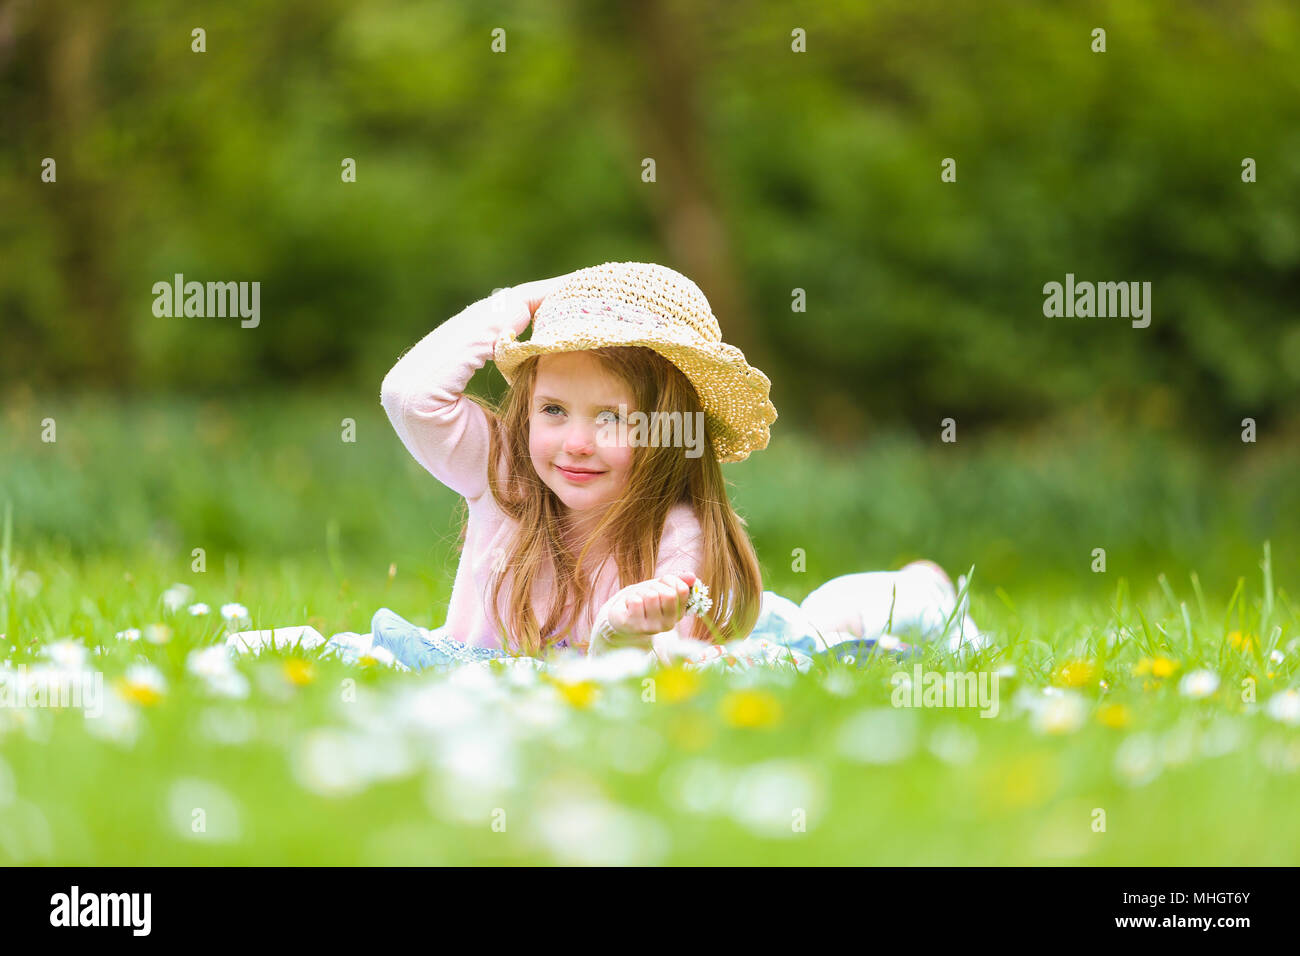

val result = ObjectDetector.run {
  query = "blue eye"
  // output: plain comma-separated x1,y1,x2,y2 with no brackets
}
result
542,404,563,416
596,410,622,424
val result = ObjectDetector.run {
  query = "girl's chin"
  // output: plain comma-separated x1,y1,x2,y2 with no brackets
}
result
558,493,605,508
556,492,615,516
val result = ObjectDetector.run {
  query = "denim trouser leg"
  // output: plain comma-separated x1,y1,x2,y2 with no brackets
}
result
369,607,506,671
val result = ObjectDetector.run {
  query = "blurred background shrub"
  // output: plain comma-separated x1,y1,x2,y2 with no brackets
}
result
2,0,1298,603
3,0,1298,438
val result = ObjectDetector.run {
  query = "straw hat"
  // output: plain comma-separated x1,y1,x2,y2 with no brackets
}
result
493,261,776,463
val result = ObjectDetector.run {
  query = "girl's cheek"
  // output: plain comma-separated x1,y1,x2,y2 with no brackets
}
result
530,414,554,446
611,452,635,486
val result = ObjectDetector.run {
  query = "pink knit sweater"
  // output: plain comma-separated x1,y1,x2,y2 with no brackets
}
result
380,289,706,654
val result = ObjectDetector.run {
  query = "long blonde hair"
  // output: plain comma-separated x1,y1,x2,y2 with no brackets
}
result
461,346,763,656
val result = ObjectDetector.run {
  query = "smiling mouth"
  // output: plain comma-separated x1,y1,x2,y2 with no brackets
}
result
556,465,605,477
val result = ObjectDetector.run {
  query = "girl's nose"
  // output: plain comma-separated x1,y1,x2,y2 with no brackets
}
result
563,424,596,455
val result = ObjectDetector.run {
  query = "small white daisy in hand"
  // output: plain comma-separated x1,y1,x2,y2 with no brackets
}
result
188,603,210,616
221,603,250,624
684,578,712,617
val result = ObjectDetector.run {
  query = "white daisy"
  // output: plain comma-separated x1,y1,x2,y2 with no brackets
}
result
550,647,655,684
684,579,712,617
220,603,250,624
1178,669,1219,699
115,628,142,642
1265,689,1300,726
186,645,250,699
1032,691,1086,735
188,603,210,616
1114,732,1162,787
728,759,826,839
42,639,88,671
659,758,732,815
145,623,172,645
162,583,195,613
534,796,668,866
120,662,167,705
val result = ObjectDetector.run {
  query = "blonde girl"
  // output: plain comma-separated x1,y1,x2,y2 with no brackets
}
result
376,261,777,662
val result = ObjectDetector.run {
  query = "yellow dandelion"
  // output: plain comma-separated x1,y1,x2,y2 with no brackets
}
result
1227,631,1258,654
720,689,782,729
1151,656,1179,678
283,658,315,686
1097,703,1131,729
1133,656,1179,678
118,680,161,707
655,664,701,703
1052,658,1098,688
557,680,599,709
117,663,166,706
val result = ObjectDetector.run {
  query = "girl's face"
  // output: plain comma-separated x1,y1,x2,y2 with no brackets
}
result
529,352,636,529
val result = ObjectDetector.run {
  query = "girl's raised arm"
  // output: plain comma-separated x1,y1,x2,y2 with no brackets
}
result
379,287,539,501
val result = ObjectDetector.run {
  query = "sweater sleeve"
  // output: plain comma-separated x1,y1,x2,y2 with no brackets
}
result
585,503,707,650
380,289,534,502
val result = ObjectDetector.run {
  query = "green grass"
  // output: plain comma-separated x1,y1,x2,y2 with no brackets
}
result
1,393,1298,864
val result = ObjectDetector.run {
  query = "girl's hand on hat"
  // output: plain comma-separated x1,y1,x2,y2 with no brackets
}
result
510,275,569,321
593,573,698,653
492,275,570,349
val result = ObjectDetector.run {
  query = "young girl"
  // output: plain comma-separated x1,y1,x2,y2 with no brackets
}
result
371,261,769,664
347,261,983,670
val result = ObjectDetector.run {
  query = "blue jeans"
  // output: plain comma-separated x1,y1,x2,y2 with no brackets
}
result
360,592,913,671
367,608,507,670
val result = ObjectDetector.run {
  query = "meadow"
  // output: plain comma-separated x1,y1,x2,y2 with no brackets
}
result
1,390,1298,864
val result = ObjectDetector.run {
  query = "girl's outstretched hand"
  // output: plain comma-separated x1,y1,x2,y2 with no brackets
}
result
590,573,698,657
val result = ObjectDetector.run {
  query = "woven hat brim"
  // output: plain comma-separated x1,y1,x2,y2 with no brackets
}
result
496,331,775,463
